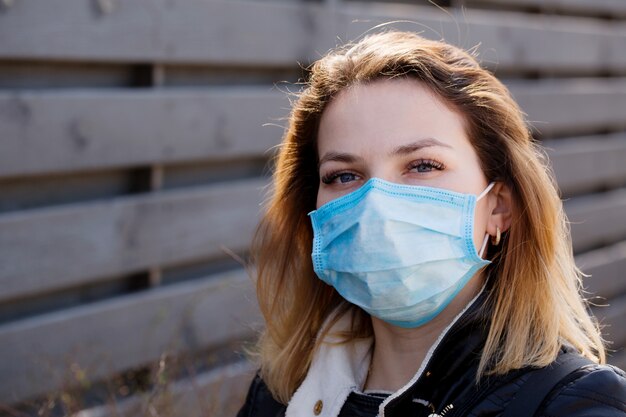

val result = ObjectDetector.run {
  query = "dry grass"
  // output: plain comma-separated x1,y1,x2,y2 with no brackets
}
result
2,344,255,417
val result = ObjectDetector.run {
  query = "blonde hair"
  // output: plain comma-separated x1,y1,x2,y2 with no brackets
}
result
251,31,605,404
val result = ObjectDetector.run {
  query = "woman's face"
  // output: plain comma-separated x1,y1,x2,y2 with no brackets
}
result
316,77,493,254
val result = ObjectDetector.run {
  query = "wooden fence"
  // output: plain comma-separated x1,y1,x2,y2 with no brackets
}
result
1,1,625,416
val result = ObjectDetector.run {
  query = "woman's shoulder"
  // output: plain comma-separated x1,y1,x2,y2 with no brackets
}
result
539,362,626,416
236,372,286,417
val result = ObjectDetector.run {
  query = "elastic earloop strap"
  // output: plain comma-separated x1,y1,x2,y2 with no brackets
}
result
479,233,490,258
477,182,496,201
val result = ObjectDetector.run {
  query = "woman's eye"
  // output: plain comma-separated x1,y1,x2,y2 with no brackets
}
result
321,171,358,184
338,173,356,183
409,159,445,173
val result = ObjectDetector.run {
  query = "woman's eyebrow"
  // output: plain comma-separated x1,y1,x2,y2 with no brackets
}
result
318,152,364,169
390,137,453,156
318,138,452,168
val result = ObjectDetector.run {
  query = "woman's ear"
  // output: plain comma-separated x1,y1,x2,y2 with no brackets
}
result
488,182,513,235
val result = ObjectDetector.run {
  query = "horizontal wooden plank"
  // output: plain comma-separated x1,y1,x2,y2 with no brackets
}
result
342,4,626,73
466,0,626,17
0,178,266,303
546,133,626,196
593,294,626,348
510,78,626,137
577,240,626,300
74,361,255,417
0,269,260,404
0,0,336,66
0,89,288,178
3,81,626,177
566,188,626,253
1,1,626,73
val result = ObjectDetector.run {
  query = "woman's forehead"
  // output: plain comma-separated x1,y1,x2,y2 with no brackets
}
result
317,78,473,156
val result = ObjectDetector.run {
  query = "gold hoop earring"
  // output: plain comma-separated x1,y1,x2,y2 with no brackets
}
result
491,226,501,246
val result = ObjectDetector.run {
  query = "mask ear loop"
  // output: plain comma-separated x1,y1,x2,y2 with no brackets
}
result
479,234,490,259
477,181,496,201
477,181,496,259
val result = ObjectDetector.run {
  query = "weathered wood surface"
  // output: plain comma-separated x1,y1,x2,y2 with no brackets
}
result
466,0,626,17
0,89,287,178
0,269,260,404
0,178,267,303
510,79,626,137
1,1,626,73
3,83,626,177
578,240,626,300
593,295,626,351
579,241,626,350
342,3,626,73
566,188,626,253
546,133,626,196
1,0,626,411
74,361,256,417
0,1,336,66
577,240,626,367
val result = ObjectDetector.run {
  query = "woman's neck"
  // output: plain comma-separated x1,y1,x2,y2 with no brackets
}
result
363,273,485,392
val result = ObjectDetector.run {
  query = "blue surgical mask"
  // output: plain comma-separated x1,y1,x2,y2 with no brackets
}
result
308,178,495,328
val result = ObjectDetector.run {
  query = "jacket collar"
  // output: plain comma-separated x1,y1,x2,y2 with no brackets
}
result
286,285,490,417
285,311,372,417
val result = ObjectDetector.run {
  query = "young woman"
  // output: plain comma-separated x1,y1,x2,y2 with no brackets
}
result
236,31,626,417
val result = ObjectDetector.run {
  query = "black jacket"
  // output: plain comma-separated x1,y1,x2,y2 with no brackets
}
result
237,293,626,417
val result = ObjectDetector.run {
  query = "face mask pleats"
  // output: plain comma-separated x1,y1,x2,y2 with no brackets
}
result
309,178,494,328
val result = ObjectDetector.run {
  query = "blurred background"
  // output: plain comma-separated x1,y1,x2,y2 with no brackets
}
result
1,0,626,416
